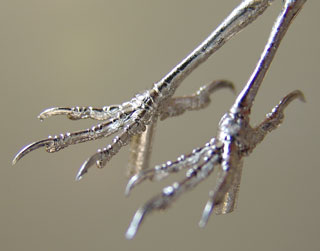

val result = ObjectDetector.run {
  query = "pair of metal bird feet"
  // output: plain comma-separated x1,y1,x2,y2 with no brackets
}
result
13,0,307,239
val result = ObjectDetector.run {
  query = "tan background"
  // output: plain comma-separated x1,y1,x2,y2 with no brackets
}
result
1,1,319,250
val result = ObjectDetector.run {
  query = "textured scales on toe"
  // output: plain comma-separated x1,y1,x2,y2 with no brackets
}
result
125,0,306,239
11,0,306,240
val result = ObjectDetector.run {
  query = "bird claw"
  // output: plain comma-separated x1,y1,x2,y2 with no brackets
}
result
38,107,74,120
38,105,125,121
125,207,148,240
11,0,306,240
75,151,105,181
125,170,152,196
199,199,215,228
75,157,95,181
125,0,307,238
12,138,55,165
278,90,305,109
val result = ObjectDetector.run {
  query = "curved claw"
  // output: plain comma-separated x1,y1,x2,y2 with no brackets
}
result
199,197,215,228
125,171,152,196
75,153,101,181
38,105,130,121
77,120,142,180
126,191,172,239
207,80,235,94
38,107,73,120
125,174,140,196
278,90,305,110
126,140,220,195
12,139,53,165
125,207,148,239
159,80,236,121
199,168,234,227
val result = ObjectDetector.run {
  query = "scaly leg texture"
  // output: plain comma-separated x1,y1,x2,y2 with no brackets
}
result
13,0,274,179
126,141,223,239
127,80,234,177
11,0,306,240
159,80,234,121
38,105,127,121
252,90,305,148
125,0,306,239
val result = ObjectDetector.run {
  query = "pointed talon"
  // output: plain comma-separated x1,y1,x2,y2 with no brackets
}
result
199,199,215,228
279,90,305,109
208,80,236,94
126,192,171,239
19,113,134,167
125,0,307,238
126,145,212,196
125,175,140,196
125,208,147,239
126,153,218,237
292,90,305,103
125,172,151,196
38,107,72,120
75,161,88,181
12,0,306,239
160,80,236,121
12,139,53,165
268,90,305,118
75,153,101,181
38,106,118,121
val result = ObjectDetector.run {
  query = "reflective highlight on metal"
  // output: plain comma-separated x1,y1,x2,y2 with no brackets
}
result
12,0,306,240
125,0,306,239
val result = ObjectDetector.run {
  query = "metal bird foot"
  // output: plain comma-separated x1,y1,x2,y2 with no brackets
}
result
125,0,306,239
12,0,306,240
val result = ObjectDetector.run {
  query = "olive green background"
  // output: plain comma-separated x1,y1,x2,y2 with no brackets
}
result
1,1,319,250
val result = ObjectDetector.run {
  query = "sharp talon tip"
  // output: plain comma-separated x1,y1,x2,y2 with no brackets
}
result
125,220,139,239
125,209,145,240
76,164,88,181
297,91,306,103
12,139,51,165
214,80,236,95
199,213,209,228
125,175,140,196
199,201,214,228
224,81,236,94
37,114,46,121
75,173,83,181
38,109,53,120
12,156,18,166
124,187,131,197
76,155,97,181
281,90,306,109
38,107,71,120
125,228,136,240
12,150,26,166
199,215,209,228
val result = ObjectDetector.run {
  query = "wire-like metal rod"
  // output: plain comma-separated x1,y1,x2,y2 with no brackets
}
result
155,0,274,96
232,0,307,114
125,0,307,239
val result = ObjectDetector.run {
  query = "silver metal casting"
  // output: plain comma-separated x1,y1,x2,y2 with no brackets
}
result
12,0,306,240
125,0,306,239
13,0,273,181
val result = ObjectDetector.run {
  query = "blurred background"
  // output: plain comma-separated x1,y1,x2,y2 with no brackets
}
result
1,0,319,250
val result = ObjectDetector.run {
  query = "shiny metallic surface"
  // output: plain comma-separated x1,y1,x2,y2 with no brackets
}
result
156,0,274,93
127,121,157,177
12,0,273,181
5,0,316,249
125,0,306,239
